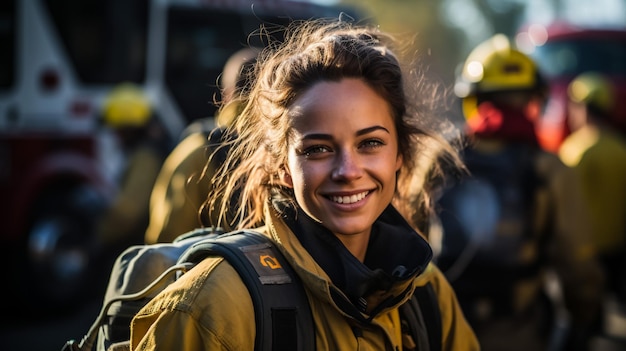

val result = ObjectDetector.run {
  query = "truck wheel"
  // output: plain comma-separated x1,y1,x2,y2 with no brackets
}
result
24,184,108,313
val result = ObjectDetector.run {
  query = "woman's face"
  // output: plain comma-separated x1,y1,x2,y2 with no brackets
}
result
282,78,402,239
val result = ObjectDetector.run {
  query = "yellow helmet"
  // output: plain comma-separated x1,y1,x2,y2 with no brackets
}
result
455,34,543,119
103,83,151,128
568,72,614,115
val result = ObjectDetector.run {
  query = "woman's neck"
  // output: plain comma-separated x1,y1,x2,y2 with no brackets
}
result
334,231,371,262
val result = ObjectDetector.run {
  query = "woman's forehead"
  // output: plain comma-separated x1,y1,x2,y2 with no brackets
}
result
287,78,394,131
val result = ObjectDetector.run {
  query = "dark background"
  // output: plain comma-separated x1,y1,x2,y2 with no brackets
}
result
0,297,101,351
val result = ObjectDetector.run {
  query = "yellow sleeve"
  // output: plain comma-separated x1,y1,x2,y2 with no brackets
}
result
131,258,256,350
97,145,163,246
416,263,481,351
145,133,210,244
131,309,219,351
538,152,604,328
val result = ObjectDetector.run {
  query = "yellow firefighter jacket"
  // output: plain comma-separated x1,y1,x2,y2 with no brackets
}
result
130,203,480,350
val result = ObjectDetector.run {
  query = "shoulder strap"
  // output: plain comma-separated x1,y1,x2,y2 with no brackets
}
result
179,230,315,351
399,282,442,351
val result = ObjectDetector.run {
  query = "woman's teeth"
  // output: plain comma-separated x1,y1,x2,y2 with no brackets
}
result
331,191,368,204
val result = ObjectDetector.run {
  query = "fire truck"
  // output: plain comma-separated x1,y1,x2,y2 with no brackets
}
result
0,0,362,312
516,22,626,152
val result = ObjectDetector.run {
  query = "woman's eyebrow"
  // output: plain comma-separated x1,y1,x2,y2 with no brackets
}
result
301,133,332,141
357,125,390,136
301,126,390,141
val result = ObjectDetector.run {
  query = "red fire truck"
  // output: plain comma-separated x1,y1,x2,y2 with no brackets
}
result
0,0,362,312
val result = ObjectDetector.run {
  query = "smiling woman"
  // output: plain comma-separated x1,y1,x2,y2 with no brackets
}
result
283,79,402,257
129,18,479,351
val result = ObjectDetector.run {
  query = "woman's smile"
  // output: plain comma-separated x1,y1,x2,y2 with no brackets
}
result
327,190,370,205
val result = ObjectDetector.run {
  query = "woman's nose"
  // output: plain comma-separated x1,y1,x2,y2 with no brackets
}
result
331,150,363,181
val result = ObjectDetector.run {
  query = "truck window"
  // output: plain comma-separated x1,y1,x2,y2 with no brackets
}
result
164,6,295,123
0,0,15,89
43,0,149,84
533,37,626,78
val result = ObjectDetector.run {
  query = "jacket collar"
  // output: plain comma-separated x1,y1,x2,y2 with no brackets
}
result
265,202,432,320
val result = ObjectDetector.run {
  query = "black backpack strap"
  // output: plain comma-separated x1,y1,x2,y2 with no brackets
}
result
399,282,442,351
416,282,442,351
179,230,315,351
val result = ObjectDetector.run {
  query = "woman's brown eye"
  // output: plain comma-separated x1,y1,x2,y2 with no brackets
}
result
303,145,330,157
362,139,384,149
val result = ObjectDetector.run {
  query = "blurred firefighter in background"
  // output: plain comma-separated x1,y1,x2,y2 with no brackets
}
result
95,83,171,257
432,34,605,351
144,47,259,244
558,72,626,346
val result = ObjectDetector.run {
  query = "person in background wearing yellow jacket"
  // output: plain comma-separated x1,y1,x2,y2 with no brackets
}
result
433,35,604,351
130,18,479,350
96,83,170,256
559,72,626,345
144,47,259,244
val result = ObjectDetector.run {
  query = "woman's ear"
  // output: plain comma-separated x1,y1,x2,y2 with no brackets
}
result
395,153,403,172
279,168,294,188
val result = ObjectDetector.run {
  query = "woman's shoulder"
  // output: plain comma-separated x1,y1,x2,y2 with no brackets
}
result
138,256,255,327
131,257,257,350
413,262,447,290
412,262,463,305
412,262,481,350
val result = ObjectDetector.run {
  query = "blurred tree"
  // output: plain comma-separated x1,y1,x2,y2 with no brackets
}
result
342,0,526,83
345,0,460,77
342,0,466,121
338,0,625,123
